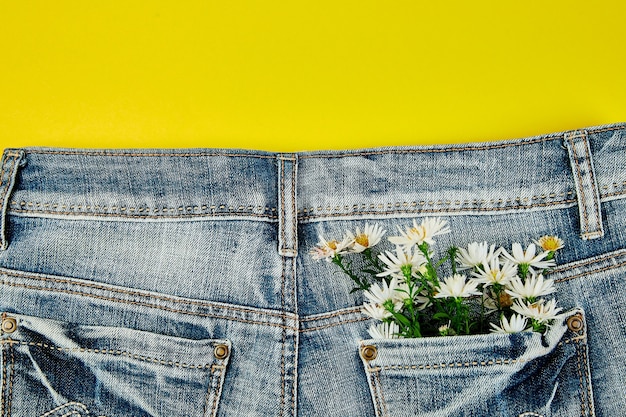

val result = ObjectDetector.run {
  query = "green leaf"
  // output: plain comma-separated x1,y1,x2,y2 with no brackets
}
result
433,312,450,320
391,311,411,326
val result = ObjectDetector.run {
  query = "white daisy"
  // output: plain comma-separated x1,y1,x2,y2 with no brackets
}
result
362,302,393,320
511,299,562,324
505,274,556,301
388,217,450,249
456,242,499,271
490,314,530,334
368,321,402,339
471,258,518,287
363,275,404,305
500,243,556,273
376,246,427,278
534,235,565,252
434,274,482,299
346,223,386,253
309,234,353,262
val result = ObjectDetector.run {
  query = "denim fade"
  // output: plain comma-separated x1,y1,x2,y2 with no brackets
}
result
0,122,625,417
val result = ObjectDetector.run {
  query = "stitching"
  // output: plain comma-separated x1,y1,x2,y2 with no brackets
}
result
10,201,279,216
291,157,298,254
574,339,586,417
280,254,287,417
301,316,371,333
6,344,12,417
0,270,290,320
581,136,603,235
9,207,278,221
552,250,626,273
373,369,389,417
0,156,17,203
299,198,578,220
554,260,626,283
290,255,298,417
298,136,561,159
581,343,594,416
378,338,580,371
210,366,222,417
299,307,362,322
568,135,590,235
39,402,90,417
297,125,624,159
297,192,576,214
0,280,297,331
280,157,286,252
0,339,216,369
1,340,6,417
26,150,275,159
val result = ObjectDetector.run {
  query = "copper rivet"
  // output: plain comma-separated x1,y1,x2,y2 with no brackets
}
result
567,315,583,332
360,345,377,361
214,344,229,359
1,316,17,334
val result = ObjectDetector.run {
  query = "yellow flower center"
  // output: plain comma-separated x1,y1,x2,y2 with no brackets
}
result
539,236,561,251
327,240,338,250
355,233,369,247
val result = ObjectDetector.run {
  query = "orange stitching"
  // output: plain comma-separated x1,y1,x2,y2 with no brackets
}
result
0,340,215,369
552,250,626,273
290,255,298,417
554,260,626,283
0,269,291,320
373,368,389,417
0,280,296,331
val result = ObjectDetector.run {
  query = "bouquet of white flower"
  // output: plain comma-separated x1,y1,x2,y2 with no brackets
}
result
310,218,564,338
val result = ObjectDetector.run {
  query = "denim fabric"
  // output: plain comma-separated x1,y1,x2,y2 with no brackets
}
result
0,122,624,417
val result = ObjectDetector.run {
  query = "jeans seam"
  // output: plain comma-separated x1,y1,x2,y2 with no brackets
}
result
0,270,289,319
25,150,276,159
0,281,297,331
299,198,578,221
0,339,215,369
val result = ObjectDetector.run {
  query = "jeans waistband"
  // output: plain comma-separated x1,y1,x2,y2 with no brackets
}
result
1,122,625,250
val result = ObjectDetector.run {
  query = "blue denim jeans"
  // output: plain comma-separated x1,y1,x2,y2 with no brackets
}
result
0,122,624,417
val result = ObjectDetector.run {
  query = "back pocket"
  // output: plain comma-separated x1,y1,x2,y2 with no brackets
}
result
0,312,231,417
358,308,593,417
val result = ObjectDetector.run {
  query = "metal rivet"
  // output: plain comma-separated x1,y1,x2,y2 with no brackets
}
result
567,314,584,332
1,316,17,334
214,344,229,359
360,345,377,361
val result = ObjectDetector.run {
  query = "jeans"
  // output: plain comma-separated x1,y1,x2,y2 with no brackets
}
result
0,122,624,417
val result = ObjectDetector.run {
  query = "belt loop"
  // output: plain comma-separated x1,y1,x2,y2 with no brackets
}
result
277,153,298,257
563,130,604,240
0,149,26,250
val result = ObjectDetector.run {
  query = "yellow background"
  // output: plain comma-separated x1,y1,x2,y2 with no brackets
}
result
1,1,625,152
